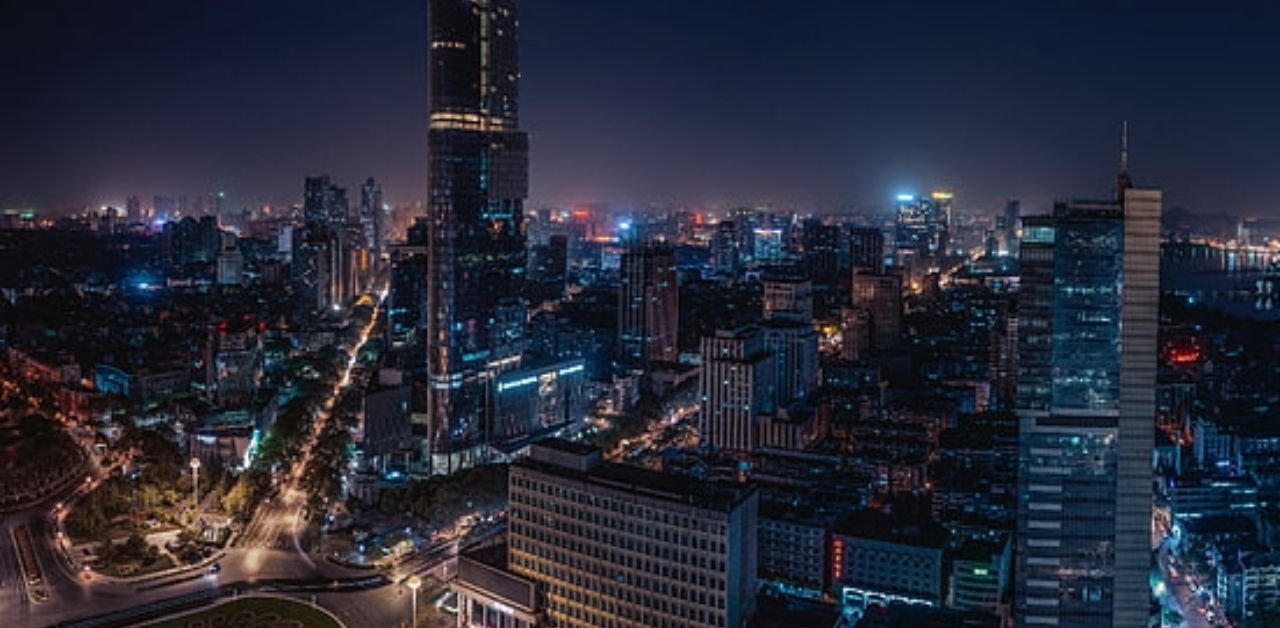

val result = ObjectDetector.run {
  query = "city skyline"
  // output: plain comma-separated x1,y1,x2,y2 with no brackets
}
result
4,1,1280,216
2,2,1279,627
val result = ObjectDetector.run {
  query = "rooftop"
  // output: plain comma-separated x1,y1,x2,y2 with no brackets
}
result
521,439,756,512
833,509,948,549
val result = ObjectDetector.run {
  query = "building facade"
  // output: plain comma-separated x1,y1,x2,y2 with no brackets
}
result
426,0,531,473
699,326,776,452
617,242,679,369
1014,180,1162,626
508,440,759,627
851,272,902,353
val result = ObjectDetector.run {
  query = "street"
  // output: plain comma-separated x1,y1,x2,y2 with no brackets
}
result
0,289,412,627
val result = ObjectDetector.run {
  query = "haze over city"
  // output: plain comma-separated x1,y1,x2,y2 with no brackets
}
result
4,1,1280,214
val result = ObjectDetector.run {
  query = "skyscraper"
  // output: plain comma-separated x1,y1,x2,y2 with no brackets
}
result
801,218,840,284
303,175,333,225
426,0,530,472
359,177,383,255
617,242,680,370
846,226,885,274
699,326,776,452
388,219,428,353
712,220,741,276
851,271,902,353
894,194,947,269
762,320,818,407
1014,158,1161,626
1000,199,1021,257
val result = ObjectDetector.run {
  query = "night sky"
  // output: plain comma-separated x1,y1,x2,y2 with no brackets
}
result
2,1,1278,216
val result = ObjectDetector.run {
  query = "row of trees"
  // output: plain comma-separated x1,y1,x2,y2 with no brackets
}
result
220,303,372,522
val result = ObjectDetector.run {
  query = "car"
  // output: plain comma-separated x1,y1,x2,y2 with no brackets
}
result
208,562,221,574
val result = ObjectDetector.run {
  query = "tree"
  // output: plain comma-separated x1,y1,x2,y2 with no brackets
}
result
122,532,148,560
221,474,257,520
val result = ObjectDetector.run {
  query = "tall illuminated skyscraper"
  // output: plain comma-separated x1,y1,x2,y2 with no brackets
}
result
1014,150,1161,626
426,0,530,473
894,193,948,271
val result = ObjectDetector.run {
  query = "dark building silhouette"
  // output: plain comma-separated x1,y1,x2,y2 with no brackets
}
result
426,0,530,472
846,226,885,274
617,242,679,370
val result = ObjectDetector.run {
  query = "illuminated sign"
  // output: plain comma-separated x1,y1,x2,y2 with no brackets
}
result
498,362,584,393
498,375,539,392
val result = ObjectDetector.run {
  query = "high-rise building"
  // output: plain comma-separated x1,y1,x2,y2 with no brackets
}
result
846,227,885,274
426,0,530,472
291,224,341,315
699,326,776,451
931,190,954,253
999,200,1021,257
894,194,948,272
801,218,841,285
212,190,227,217
617,242,679,369
712,220,741,276
529,234,569,303
762,320,818,407
387,219,429,352
752,226,784,264
161,215,220,266
215,231,243,286
507,440,759,627
304,176,330,225
1014,159,1161,626
851,271,902,352
762,275,813,323
125,195,142,223
360,177,383,255
839,307,871,362
303,175,349,228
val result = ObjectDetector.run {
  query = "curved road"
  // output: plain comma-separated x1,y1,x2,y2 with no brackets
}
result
0,289,429,628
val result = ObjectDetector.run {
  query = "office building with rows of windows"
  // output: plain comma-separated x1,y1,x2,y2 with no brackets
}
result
507,440,758,627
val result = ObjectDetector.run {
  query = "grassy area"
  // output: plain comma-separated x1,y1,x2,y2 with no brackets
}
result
144,596,342,628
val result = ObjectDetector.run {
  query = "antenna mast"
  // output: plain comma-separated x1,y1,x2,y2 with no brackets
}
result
1120,120,1129,174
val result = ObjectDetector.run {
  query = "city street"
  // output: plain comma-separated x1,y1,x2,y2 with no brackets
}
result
0,291,393,627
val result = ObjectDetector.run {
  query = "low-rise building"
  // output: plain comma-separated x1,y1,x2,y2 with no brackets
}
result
454,544,543,628
830,509,948,608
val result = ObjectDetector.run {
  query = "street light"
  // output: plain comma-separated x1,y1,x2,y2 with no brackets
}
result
406,575,422,628
190,457,202,512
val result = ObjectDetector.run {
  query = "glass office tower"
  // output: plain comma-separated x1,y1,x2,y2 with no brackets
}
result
426,0,529,473
1015,182,1161,626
